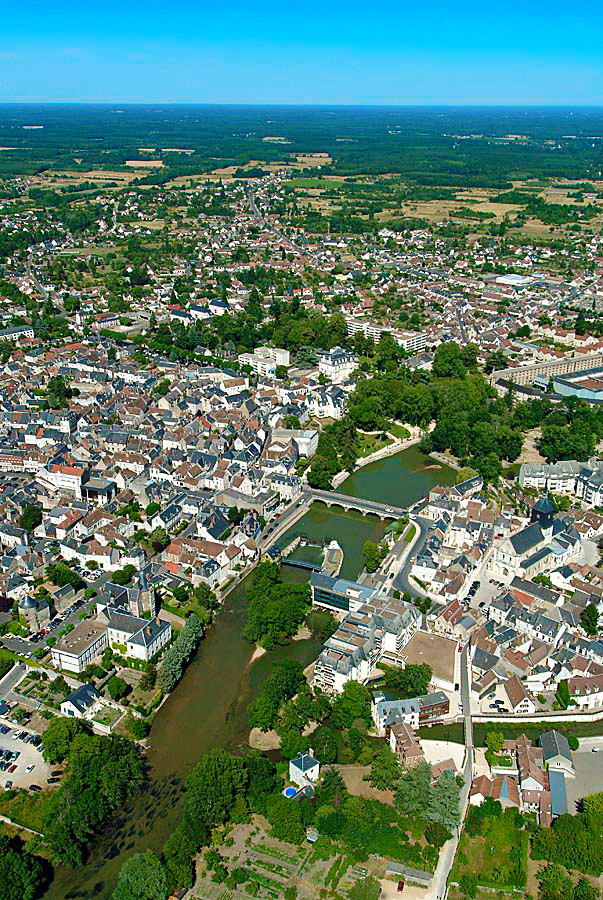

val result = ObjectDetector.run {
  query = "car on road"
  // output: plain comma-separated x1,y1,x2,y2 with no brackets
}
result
592,747,600,753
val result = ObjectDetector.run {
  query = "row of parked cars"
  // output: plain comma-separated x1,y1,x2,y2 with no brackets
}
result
30,597,88,643
12,730,42,748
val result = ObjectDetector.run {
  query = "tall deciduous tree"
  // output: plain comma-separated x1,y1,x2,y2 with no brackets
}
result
113,851,167,900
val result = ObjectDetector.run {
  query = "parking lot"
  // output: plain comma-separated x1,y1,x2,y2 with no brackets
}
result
566,744,603,814
464,573,511,615
0,725,50,791
2,595,97,659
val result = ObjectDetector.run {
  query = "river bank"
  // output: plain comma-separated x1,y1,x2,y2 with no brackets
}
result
331,426,421,489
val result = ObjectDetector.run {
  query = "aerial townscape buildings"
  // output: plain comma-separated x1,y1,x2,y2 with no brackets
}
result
2,109,603,900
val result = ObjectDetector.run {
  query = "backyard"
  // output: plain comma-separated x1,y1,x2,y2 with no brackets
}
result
194,812,433,900
451,804,528,892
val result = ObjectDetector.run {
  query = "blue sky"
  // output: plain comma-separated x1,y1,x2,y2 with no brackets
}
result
1,0,602,104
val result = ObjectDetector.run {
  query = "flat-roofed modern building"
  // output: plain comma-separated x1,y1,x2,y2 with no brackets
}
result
310,571,377,614
51,621,108,673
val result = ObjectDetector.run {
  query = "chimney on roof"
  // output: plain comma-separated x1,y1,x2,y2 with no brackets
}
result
146,626,151,636
155,616,160,626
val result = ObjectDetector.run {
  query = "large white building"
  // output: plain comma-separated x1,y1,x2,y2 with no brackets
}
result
318,346,358,383
519,458,603,508
51,622,108,673
99,609,172,661
311,575,421,693
238,346,290,376
345,317,427,353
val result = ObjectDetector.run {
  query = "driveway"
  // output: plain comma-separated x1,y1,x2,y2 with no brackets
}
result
0,664,26,700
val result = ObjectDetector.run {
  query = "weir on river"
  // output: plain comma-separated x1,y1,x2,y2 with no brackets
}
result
44,446,454,900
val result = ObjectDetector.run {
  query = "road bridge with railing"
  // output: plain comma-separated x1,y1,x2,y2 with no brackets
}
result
308,488,406,520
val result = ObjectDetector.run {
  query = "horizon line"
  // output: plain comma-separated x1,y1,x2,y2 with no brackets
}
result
0,101,602,109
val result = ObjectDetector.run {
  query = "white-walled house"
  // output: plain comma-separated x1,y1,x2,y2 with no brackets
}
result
61,683,101,718
289,750,320,788
100,609,172,662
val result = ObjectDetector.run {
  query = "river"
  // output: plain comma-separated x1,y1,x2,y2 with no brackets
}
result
45,447,453,900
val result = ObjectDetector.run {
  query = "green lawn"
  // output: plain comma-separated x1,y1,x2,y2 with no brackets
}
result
404,524,416,543
356,432,392,458
388,423,411,440
285,177,345,189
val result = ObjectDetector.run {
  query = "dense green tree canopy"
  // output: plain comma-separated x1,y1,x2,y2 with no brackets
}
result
0,834,47,900
113,852,167,900
244,563,311,649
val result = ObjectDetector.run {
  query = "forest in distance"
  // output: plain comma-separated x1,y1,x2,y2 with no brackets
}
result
0,104,602,183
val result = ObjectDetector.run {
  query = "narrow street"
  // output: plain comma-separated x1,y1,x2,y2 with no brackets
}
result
428,644,473,900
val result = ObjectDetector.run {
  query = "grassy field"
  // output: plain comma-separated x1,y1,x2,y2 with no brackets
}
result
285,177,345,189
419,719,603,745
451,808,528,890
0,788,52,834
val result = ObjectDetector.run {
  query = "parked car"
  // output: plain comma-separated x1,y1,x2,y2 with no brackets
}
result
50,770,63,777
4,780,12,791
26,764,35,774
7,764,17,774
47,777,61,785
29,784,42,792
397,882,405,893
